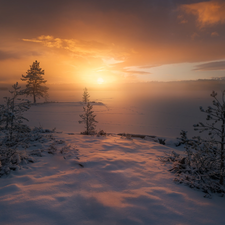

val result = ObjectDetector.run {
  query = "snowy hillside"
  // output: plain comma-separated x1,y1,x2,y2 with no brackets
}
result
0,132,225,225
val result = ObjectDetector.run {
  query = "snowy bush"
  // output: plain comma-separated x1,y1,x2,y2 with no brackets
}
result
0,126,81,177
0,146,34,176
162,90,225,196
157,138,166,145
0,82,31,142
32,126,56,134
97,130,106,136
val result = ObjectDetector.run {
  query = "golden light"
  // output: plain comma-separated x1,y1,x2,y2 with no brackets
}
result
97,77,104,84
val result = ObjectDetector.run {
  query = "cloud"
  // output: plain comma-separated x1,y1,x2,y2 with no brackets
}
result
102,58,124,65
1,0,225,85
191,32,200,40
177,14,188,24
180,0,225,27
122,67,151,76
0,50,41,61
23,35,126,62
124,70,151,75
211,31,219,37
0,50,19,60
194,60,225,71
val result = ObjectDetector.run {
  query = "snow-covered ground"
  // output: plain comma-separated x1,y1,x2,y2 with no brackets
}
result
0,131,225,225
0,92,225,225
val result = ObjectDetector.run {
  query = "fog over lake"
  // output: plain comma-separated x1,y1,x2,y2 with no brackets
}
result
0,81,223,138
26,90,213,138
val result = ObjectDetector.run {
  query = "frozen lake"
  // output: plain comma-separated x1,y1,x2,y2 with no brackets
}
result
17,89,214,138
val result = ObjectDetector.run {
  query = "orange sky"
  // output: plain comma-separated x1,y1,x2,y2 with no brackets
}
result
0,0,225,89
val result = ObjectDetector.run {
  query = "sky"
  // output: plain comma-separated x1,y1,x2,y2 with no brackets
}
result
0,0,225,89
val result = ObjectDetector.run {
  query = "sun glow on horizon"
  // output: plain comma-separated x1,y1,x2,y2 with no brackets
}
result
97,77,104,84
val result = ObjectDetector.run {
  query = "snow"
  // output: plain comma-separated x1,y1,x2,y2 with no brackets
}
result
0,131,225,224
0,98,225,224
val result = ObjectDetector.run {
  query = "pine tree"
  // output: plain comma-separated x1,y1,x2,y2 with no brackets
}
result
79,102,97,135
82,87,90,104
0,82,30,141
21,60,48,104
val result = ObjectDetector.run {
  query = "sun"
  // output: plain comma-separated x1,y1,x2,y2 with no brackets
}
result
97,77,104,84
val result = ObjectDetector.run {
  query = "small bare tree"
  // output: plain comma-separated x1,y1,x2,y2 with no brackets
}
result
79,102,97,135
82,87,90,104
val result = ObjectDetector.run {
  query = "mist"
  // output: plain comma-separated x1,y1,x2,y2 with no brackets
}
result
0,80,223,138
0,80,220,139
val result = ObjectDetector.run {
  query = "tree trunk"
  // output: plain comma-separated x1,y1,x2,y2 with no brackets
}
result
33,83,36,104
33,93,36,104
86,114,89,135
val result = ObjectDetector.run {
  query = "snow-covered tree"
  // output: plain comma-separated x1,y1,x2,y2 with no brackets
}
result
0,82,30,141
193,90,225,185
21,60,48,104
82,87,90,104
164,90,225,195
79,102,97,135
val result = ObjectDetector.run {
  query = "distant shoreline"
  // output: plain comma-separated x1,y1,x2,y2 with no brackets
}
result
32,101,105,105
